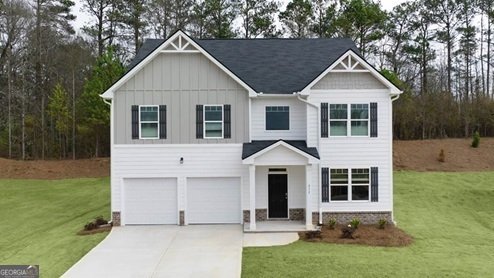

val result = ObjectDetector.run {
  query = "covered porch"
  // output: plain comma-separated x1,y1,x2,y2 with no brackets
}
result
242,140,320,232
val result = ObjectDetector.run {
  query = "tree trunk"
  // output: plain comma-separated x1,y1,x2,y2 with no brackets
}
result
72,69,76,160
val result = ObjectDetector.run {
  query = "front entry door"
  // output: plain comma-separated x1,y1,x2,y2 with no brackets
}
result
268,174,288,218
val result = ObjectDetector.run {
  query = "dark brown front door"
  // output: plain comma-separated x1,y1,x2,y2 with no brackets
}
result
268,174,288,218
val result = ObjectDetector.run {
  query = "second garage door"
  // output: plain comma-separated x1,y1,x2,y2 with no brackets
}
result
187,177,241,224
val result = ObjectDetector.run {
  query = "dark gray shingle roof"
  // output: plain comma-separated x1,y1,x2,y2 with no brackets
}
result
126,36,360,94
242,140,320,160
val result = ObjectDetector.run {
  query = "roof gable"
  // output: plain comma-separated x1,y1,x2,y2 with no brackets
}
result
101,31,256,99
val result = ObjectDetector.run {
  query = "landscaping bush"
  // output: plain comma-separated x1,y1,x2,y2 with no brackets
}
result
95,216,108,226
84,221,99,231
472,131,480,148
438,149,445,162
350,218,360,229
378,218,387,229
328,218,337,230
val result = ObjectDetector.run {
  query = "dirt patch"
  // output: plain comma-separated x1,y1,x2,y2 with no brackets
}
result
299,225,414,247
394,138,494,172
77,225,112,236
0,158,110,180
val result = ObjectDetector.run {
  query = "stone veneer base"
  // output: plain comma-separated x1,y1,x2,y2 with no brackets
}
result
112,211,121,226
243,208,306,222
312,211,393,225
179,211,185,226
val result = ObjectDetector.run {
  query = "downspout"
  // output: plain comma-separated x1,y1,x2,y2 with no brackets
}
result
103,97,113,223
390,93,401,225
296,92,323,225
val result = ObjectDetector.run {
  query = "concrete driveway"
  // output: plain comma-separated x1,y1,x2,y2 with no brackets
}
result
63,225,243,278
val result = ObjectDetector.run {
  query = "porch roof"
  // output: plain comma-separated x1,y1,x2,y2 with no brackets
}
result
242,140,320,160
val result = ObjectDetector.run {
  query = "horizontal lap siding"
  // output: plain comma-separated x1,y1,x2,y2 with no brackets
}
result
308,90,392,212
111,144,248,212
114,53,249,144
251,98,306,140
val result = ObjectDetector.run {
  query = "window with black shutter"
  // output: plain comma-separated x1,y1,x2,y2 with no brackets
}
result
321,103,328,138
371,167,379,202
322,167,329,202
370,102,378,137
196,105,203,139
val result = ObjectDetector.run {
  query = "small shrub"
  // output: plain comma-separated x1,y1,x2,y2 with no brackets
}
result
472,131,480,148
84,221,99,231
95,216,108,226
328,218,337,230
378,218,387,229
350,218,360,229
438,149,445,162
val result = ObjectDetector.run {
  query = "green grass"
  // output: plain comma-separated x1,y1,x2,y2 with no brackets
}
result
242,171,494,278
0,178,111,278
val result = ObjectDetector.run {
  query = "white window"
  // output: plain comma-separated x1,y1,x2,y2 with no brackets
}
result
140,106,159,139
204,105,223,138
330,168,370,201
329,104,369,136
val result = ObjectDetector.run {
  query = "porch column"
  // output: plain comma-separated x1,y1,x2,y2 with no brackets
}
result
305,164,313,229
249,165,256,231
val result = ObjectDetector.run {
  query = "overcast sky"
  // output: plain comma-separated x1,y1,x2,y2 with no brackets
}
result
72,0,409,34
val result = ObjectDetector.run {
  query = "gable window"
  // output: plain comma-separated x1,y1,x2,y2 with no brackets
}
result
330,168,370,201
204,105,223,138
266,106,289,130
329,104,369,136
140,106,159,139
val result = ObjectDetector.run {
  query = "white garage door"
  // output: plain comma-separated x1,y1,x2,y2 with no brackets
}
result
187,177,241,224
123,178,177,225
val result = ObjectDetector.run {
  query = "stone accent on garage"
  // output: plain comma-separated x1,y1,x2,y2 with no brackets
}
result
312,211,393,225
112,211,121,226
289,208,305,221
179,211,185,226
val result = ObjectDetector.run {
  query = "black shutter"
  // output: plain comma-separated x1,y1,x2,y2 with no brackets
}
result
159,105,166,139
370,102,378,137
196,105,203,139
321,103,328,138
322,167,329,202
131,105,139,139
371,167,379,202
224,104,231,139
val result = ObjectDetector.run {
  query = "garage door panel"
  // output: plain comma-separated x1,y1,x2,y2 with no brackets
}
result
187,177,241,224
123,178,177,225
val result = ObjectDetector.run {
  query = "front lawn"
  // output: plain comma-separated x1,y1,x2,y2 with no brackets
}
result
0,178,110,278
242,171,494,277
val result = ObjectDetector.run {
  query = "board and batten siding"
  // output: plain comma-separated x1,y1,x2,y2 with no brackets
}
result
251,98,306,141
113,53,249,144
308,71,393,211
111,144,248,212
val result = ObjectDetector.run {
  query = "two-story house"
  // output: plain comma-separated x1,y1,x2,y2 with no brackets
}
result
101,31,402,231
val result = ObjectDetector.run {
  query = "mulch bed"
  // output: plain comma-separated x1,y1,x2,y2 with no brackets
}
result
299,224,414,247
77,225,112,236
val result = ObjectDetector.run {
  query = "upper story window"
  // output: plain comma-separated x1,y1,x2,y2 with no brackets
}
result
330,168,370,201
140,106,159,139
329,104,369,136
204,105,223,138
266,106,289,130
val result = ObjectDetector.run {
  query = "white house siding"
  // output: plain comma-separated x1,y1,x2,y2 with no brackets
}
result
111,144,248,214
113,53,249,144
254,166,306,210
308,81,393,212
251,97,306,141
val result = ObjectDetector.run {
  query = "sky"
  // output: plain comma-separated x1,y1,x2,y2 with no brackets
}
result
72,0,410,33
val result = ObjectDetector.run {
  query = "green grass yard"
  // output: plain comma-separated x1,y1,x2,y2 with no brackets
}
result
0,178,110,278
242,171,494,278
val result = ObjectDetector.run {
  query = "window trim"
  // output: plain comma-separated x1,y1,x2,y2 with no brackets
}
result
265,105,290,131
329,103,370,137
139,105,160,140
329,167,370,202
203,104,224,139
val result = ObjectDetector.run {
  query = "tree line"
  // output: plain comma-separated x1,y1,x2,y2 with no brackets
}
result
0,0,493,159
